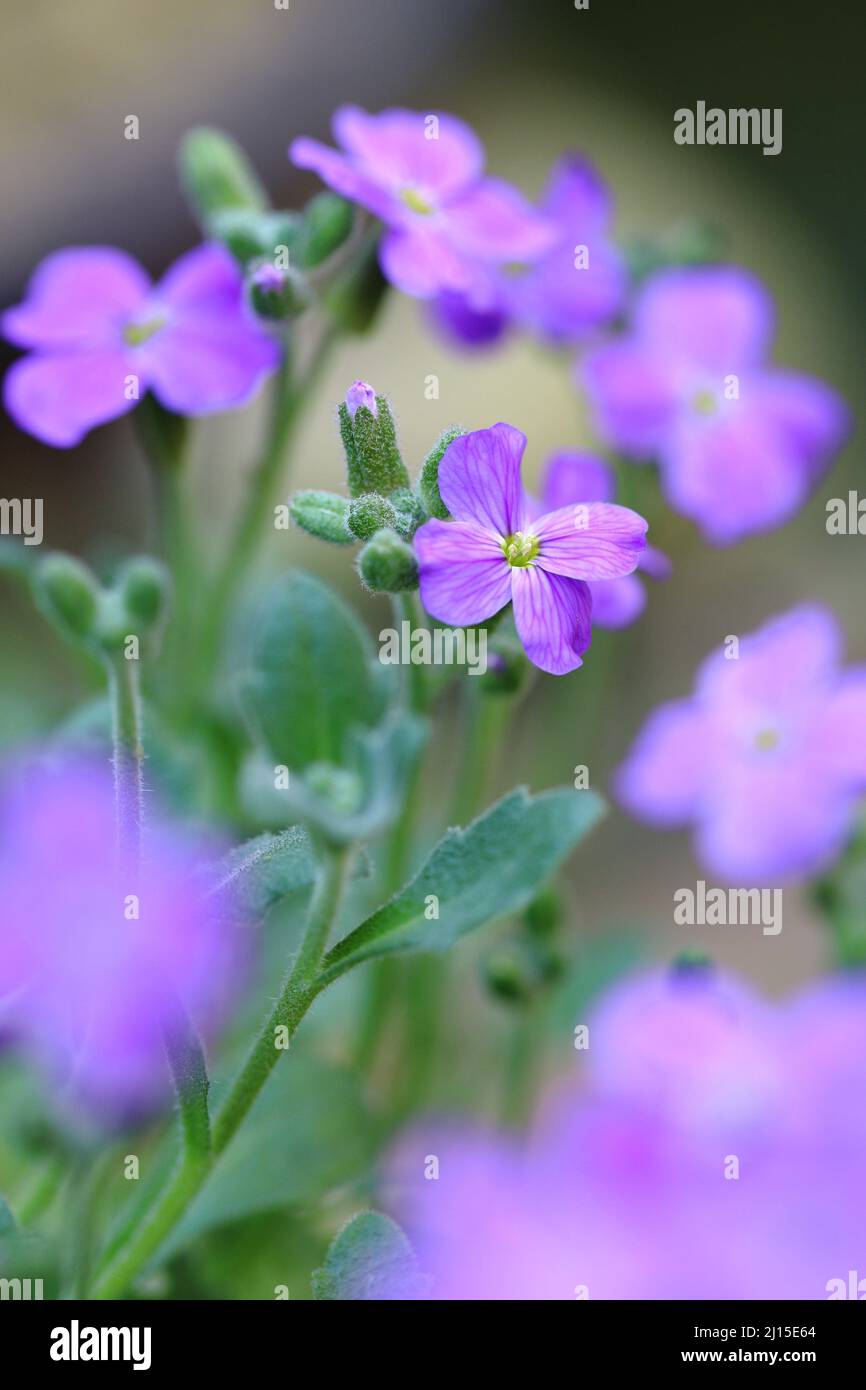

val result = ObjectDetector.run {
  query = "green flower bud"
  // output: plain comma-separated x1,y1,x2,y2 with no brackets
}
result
523,885,562,940
247,261,312,322
289,491,354,545
210,208,301,268
178,127,268,231
419,426,465,519
348,493,398,541
296,193,355,268
356,528,419,593
338,385,410,497
34,553,99,643
389,487,427,540
304,762,364,817
483,948,534,1004
117,557,170,631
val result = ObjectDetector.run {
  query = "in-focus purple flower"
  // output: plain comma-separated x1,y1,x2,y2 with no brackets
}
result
290,107,554,299
414,424,648,675
2,244,280,447
0,761,238,1119
616,604,866,880
383,965,866,1299
582,266,850,544
531,452,670,628
345,379,378,417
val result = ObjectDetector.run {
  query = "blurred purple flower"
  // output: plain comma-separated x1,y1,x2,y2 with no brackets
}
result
414,424,647,675
428,155,625,352
0,761,237,1119
582,266,850,544
532,452,670,628
507,155,627,344
2,244,280,447
616,604,866,880
385,966,866,1299
290,107,554,299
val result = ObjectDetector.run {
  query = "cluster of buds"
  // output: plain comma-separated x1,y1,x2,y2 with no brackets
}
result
32,551,170,657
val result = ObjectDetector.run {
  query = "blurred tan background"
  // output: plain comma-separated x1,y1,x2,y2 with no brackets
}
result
1,0,863,1004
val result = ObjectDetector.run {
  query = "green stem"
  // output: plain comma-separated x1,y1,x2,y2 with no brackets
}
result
90,842,351,1299
106,652,144,865
501,1000,544,1129
449,683,510,829
15,1154,66,1226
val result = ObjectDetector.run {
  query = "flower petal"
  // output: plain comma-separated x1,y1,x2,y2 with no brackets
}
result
541,155,615,231
534,501,647,580
154,242,246,315
588,575,646,629
333,106,484,201
290,135,395,220
635,266,774,369
437,423,528,533
511,567,592,675
615,699,716,825
2,247,150,349
541,451,616,510
818,670,866,786
415,518,512,627
446,178,556,262
379,227,473,298
3,348,136,447
751,371,851,486
141,316,279,416
582,342,680,455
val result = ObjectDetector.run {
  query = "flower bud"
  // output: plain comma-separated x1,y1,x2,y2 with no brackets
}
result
479,630,531,697
304,762,364,817
338,388,410,497
33,553,99,643
419,426,465,520
348,493,398,541
356,528,419,593
247,261,312,323
522,885,562,940
388,487,427,540
178,127,268,230
118,557,171,631
296,193,355,268
210,208,301,268
289,491,354,545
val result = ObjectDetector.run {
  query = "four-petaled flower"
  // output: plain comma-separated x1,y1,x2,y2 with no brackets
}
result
583,266,850,543
414,423,648,675
2,244,280,447
616,604,866,880
531,452,670,628
290,106,554,299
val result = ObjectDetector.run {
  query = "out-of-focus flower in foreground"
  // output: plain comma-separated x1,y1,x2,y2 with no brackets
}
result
2,244,280,447
616,604,866,880
413,423,648,675
583,266,850,544
384,965,866,1299
0,761,237,1119
290,107,554,299
532,452,670,628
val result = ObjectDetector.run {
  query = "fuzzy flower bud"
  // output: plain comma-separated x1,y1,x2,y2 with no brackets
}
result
338,386,410,497
357,528,419,593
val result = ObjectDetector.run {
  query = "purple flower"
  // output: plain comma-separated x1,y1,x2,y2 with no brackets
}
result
583,266,850,543
428,288,510,352
507,155,627,344
345,379,377,417
2,243,280,447
290,107,554,299
532,452,670,628
384,966,866,1299
0,761,238,1119
616,604,866,880
413,424,648,675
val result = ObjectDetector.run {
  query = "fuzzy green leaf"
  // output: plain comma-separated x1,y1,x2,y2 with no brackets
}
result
312,1211,426,1300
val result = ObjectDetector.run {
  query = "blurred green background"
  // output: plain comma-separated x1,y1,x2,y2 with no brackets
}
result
0,0,863,1075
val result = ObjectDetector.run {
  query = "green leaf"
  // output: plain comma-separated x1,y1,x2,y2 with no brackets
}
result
239,570,387,772
289,491,354,545
0,1194,16,1236
317,786,605,986
205,827,319,922
312,1211,426,1300
155,1056,378,1263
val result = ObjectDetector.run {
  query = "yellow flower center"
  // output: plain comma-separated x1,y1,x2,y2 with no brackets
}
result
754,727,780,751
692,388,718,416
502,531,539,567
123,316,166,346
399,187,435,216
